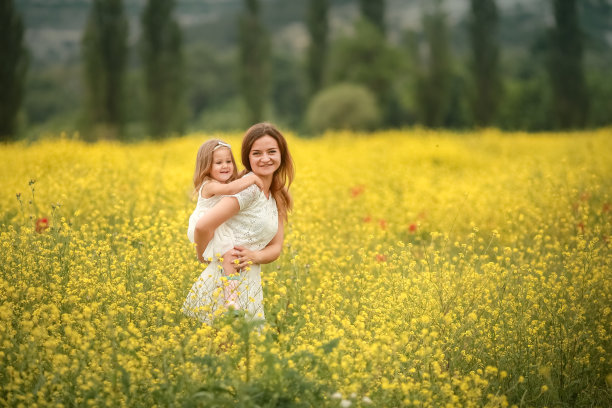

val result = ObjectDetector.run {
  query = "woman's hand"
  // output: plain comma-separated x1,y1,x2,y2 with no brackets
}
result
231,246,259,270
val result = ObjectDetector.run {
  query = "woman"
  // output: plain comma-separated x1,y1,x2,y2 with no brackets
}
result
183,122,294,323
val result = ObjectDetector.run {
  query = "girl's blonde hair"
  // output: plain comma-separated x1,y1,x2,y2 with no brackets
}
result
192,139,238,197
240,122,294,221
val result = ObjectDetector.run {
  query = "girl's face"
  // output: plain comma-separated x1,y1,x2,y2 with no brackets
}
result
249,135,281,178
210,147,234,183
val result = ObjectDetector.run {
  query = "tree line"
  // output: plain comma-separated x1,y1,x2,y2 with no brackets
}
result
1,0,610,141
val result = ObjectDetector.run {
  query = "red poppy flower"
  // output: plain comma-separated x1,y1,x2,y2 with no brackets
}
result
409,223,417,233
376,254,387,262
351,185,365,197
36,218,49,233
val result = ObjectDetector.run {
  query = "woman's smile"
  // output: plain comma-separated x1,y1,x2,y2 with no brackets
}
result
249,135,281,177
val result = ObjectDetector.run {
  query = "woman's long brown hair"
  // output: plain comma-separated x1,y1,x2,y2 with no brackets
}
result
241,123,294,221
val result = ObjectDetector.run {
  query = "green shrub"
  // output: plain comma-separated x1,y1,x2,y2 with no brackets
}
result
306,83,381,133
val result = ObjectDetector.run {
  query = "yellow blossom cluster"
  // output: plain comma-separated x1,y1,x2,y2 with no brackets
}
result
1,128,611,407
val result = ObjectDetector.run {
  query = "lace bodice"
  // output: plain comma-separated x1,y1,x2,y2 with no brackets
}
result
226,180,278,250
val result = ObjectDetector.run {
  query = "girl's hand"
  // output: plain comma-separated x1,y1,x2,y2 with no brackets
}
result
248,174,264,191
232,246,258,270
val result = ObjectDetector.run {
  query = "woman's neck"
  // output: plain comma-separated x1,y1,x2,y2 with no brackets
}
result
260,174,273,196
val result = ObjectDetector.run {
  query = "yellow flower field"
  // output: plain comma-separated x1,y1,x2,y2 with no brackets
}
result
1,129,611,407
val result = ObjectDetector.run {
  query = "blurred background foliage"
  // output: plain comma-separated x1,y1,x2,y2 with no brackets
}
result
2,0,611,141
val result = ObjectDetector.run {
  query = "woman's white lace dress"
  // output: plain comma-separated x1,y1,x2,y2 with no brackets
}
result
187,181,235,262
183,178,278,323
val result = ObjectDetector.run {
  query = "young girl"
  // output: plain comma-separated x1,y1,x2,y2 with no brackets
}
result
187,139,263,309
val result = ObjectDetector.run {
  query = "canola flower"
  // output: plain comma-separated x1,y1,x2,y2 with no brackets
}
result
0,129,611,407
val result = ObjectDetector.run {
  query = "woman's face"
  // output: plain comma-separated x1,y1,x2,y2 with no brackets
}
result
249,135,281,178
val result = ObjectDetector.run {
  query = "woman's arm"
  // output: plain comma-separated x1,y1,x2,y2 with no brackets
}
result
193,196,240,263
232,216,285,269
201,175,263,198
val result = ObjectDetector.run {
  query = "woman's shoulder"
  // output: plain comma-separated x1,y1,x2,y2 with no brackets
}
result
239,171,254,179
235,183,261,197
232,182,261,210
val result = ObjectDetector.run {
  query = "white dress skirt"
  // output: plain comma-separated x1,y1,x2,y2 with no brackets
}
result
183,178,279,324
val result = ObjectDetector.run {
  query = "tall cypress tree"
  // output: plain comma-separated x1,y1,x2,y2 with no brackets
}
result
306,0,329,97
0,0,28,141
359,0,385,34
469,0,501,127
329,20,402,127
548,0,589,129
141,0,184,138
82,0,128,139
238,0,270,125
416,1,452,127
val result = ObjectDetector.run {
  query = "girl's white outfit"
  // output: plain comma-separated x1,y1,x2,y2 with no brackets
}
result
183,174,278,324
187,181,235,262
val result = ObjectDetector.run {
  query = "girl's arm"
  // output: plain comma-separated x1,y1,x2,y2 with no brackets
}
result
193,196,240,263
201,174,263,198
231,216,285,269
